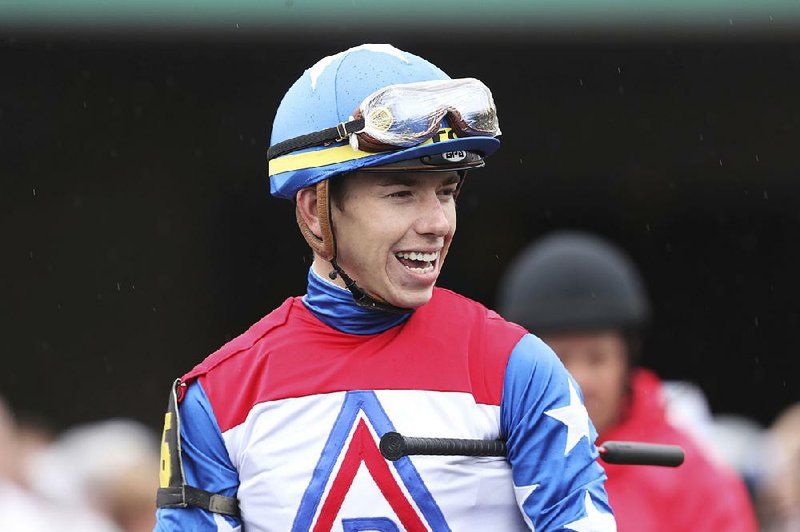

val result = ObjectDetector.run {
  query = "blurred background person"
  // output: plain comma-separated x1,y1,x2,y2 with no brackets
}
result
497,230,759,531
756,402,800,531
25,418,160,532
0,399,159,532
0,396,57,531
10,413,56,491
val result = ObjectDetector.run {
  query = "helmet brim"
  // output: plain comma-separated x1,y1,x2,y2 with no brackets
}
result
361,135,500,168
269,135,499,200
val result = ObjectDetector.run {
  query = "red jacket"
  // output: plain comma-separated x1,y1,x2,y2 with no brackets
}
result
599,369,758,531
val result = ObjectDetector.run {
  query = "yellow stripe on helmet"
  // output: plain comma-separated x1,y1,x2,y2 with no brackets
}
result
268,128,457,177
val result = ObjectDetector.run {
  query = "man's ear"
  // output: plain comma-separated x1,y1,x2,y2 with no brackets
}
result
296,186,323,240
295,184,335,260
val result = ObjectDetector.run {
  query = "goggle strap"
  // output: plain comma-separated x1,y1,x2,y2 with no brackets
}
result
268,117,365,160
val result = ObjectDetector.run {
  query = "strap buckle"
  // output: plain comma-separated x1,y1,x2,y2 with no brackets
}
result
335,122,350,142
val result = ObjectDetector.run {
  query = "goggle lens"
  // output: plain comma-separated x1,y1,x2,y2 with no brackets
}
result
356,78,500,150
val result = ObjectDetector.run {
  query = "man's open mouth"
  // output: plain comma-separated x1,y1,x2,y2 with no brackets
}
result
395,250,439,274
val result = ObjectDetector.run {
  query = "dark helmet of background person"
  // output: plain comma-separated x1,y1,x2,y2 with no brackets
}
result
496,230,651,362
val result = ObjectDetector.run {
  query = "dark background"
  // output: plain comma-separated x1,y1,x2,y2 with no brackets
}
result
2,31,798,433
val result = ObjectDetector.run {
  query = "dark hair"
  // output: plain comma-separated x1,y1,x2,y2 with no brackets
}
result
327,173,351,211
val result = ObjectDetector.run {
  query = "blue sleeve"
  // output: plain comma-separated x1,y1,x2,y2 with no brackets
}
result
155,381,242,531
501,334,616,531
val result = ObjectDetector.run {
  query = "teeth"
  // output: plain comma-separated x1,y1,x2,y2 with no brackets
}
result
407,264,435,274
396,251,439,262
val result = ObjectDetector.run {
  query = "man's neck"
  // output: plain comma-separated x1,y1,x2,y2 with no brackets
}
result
311,256,346,289
302,266,411,335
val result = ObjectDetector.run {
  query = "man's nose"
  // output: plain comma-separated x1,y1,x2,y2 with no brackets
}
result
415,193,452,236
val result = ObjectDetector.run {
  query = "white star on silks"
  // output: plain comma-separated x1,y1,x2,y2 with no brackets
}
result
564,491,617,532
544,379,591,456
513,482,540,530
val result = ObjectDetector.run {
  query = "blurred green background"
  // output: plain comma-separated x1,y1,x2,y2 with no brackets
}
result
4,0,800,30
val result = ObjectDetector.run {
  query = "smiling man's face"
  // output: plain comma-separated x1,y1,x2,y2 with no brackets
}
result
329,170,460,309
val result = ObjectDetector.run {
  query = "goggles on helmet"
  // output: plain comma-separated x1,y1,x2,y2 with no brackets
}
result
267,77,500,161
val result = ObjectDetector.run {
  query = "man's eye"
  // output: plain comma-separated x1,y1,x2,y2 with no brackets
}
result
389,190,412,198
440,187,458,197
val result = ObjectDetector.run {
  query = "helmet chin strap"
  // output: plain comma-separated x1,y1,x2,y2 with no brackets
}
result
297,180,413,315
328,257,412,315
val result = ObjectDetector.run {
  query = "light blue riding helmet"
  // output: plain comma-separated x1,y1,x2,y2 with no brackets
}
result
267,43,501,200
